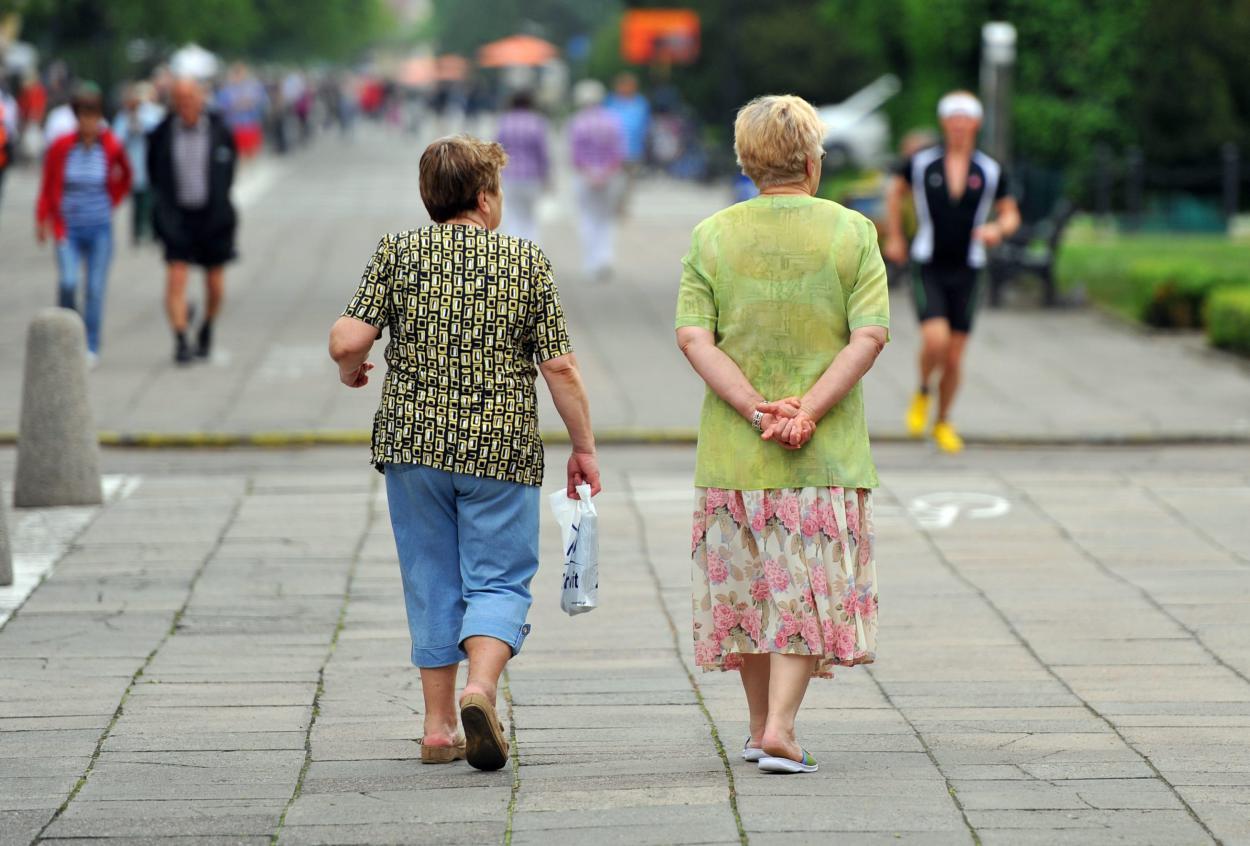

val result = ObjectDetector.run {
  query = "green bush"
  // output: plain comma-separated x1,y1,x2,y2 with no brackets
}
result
1206,287,1250,356
1134,262,1248,329
1058,237,1250,328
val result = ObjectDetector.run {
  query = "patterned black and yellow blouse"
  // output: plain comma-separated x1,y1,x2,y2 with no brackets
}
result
343,225,572,486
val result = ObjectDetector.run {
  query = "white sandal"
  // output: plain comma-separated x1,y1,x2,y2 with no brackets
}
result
742,736,765,762
758,747,818,774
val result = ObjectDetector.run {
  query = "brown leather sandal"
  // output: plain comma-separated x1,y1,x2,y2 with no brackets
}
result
459,693,509,771
418,737,466,764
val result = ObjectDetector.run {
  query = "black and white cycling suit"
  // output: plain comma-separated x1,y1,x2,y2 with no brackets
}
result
896,146,1011,333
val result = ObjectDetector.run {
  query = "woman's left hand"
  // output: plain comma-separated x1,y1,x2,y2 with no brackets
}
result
340,361,375,388
757,398,816,449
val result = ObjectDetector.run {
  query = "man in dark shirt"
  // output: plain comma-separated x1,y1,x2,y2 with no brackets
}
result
884,91,1020,453
148,78,237,364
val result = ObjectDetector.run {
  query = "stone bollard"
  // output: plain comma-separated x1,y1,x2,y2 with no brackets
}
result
0,495,11,586
13,309,103,508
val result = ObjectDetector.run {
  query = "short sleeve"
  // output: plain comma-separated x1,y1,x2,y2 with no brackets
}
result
995,165,1013,200
343,234,394,329
532,256,573,362
846,219,891,340
675,226,716,331
894,155,914,184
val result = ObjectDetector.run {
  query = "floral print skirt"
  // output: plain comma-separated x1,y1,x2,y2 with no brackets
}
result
691,486,878,679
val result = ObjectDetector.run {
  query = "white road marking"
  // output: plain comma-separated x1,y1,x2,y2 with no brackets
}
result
908,492,1011,529
0,475,142,626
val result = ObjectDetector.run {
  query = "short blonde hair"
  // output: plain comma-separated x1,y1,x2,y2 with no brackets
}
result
419,135,508,222
733,95,824,189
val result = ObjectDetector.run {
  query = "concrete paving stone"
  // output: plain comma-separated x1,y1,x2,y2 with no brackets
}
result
305,739,423,762
105,707,311,735
964,809,1212,842
510,802,736,834
127,682,314,708
102,730,307,753
1015,761,1158,780
1055,665,1250,703
950,777,1183,811
925,733,1145,767
520,784,726,814
510,760,726,789
283,787,508,826
44,811,283,839
0,713,112,731
977,827,1210,846
215,538,360,558
0,657,139,679
748,834,971,846
48,799,286,819
734,793,965,832
41,838,271,846
276,822,504,846
0,729,103,758
0,809,54,846
74,780,294,802
510,824,739,846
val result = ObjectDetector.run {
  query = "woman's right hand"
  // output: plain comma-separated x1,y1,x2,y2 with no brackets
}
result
35,220,50,244
567,451,602,498
757,398,816,449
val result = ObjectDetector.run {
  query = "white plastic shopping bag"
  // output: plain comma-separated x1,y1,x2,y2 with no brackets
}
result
549,483,599,616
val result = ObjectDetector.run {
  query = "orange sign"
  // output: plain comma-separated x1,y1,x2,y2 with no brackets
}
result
621,9,700,65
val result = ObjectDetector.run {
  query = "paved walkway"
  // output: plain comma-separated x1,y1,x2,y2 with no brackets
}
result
2,128,1249,443
2,443,1249,844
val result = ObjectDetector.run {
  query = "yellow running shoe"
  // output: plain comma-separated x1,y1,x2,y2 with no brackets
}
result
932,421,965,454
905,392,930,438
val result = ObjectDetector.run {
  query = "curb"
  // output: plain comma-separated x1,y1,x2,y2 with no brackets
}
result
1,430,1248,449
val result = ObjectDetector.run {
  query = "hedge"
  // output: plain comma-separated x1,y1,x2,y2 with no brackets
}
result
1058,240,1250,329
1205,287,1250,356
1133,262,1249,329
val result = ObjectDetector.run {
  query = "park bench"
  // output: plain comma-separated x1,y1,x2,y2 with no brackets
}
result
987,198,1075,307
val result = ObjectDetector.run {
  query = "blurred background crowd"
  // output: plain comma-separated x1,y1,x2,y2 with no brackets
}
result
1,0,1249,356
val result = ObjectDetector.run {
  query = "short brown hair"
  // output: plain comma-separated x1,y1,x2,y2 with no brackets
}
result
419,135,508,223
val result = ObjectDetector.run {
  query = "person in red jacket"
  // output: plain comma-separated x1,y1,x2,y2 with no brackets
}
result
36,82,131,366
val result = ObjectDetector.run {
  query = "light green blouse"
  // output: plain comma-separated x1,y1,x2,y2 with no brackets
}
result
675,194,890,491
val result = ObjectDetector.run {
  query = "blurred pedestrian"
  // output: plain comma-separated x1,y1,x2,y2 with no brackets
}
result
496,90,550,243
35,82,132,366
18,73,47,158
0,83,15,213
605,72,650,216
113,82,165,244
568,80,625,282
148,77,238,364
217,63,267,161
677,95,888,775
328,135,600,772
883,91,1020,453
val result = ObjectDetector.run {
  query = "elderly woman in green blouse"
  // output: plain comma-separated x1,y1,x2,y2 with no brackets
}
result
676,95,889,775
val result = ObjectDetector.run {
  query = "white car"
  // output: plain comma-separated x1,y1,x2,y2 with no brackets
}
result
817,74,900,171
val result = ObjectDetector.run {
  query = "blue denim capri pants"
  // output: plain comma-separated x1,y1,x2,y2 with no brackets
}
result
384,463,539,668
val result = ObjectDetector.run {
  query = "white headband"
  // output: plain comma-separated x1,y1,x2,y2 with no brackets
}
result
938,93,983,120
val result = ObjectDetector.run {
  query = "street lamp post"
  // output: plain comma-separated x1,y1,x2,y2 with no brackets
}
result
980,22,1016,168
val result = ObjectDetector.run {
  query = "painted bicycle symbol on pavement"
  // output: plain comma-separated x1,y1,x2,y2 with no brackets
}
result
908,492,1011,529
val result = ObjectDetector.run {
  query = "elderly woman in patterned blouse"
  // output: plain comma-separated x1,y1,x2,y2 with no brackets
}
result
677,95,889,775
329,135,600,772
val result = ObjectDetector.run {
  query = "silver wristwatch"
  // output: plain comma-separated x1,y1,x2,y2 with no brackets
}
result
751,410,764,432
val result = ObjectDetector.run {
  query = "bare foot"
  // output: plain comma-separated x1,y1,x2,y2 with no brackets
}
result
761,729,802,761
421,721,460,747
459,682,496,706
